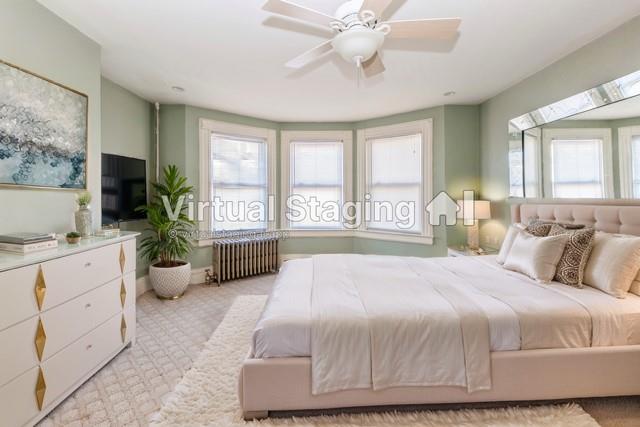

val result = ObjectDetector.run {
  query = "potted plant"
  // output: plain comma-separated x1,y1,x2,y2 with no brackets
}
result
137,165,194,300
75,191,93,237
66,231,81,244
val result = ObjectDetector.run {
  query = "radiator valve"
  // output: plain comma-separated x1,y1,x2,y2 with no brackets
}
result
204,269,219,287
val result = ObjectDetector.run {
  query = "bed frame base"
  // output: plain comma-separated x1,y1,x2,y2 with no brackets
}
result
240,345,640,419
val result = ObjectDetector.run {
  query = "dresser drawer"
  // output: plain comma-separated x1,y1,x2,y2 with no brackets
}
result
40,243,124,311
0,366,40,427
40,272,135,361
0,265,40,331
0,316,39,388
41,308,132,410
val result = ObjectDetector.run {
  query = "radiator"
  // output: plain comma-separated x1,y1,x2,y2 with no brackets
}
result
210,236,279,285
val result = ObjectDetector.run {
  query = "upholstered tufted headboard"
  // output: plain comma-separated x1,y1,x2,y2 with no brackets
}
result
511,204,640,236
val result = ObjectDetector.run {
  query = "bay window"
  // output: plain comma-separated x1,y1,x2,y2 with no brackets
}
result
281,131,352,231
357,119,433,242
199,119,276,239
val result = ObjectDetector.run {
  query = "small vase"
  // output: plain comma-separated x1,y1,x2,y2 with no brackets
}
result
75,206,93,237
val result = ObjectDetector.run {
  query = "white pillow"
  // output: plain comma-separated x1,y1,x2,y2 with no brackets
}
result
496,223,525,265
630,277,640,296
583,232,640,298
503,232,569,283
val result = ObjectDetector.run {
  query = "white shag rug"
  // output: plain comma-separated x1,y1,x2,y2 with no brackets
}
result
151,295,600,427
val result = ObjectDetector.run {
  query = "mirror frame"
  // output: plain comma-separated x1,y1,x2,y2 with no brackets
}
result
508,69,640,199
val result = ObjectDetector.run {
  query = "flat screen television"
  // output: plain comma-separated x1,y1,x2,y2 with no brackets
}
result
101,154,147,225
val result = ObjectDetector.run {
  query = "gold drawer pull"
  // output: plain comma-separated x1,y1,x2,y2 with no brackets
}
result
35,318,46,361
120,315,127,344
35,266,46,311
119,244,126,273
120,280,127,308
35,367,46,410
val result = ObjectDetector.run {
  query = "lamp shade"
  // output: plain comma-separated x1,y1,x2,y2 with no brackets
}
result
456,200,491,220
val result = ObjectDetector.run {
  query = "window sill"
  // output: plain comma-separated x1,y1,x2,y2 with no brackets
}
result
282,229,353,238
195,229,434,246
353,230,434,245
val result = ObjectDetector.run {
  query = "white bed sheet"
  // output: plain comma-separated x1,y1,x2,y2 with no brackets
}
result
251,255,640,359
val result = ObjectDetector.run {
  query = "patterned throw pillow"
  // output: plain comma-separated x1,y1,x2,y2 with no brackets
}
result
548,224,595,287
525,219,585,237
525,221,552,237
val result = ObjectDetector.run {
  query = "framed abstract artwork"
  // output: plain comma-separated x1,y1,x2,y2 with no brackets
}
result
0,60,88,190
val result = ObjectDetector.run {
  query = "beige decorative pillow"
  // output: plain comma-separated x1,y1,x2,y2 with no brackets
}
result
583,232,640,298
548,224,595,288
503,232,570,283
630,278,640,296
496,224,525,265
629,275,640,296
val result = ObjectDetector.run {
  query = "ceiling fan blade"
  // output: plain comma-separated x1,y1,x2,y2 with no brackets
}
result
263,0,339,28
362,52,385,78
359,0,394,19
384,18,461,39
285,40,333,69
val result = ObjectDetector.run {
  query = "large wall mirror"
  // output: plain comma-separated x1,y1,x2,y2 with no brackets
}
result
509,70,640,199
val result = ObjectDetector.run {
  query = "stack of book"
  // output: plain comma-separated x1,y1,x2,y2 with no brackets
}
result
0,232,59,254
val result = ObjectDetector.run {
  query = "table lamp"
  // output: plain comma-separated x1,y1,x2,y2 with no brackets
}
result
456,200,491,250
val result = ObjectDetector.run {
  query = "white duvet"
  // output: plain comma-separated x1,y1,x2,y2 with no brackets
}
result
251,255,640,395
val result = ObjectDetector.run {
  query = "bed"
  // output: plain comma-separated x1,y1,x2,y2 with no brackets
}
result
239,203,640,419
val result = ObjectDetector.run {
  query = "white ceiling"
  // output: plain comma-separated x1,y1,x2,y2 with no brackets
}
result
571,95,640,121
38,0,640,122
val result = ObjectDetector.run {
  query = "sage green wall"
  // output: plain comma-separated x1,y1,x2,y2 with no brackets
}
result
443,105,481,247
159,103,481,267
479,15,640,246
0,0,102,235
101,77,153,278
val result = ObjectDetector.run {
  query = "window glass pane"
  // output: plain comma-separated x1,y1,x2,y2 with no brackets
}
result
632,135,640,198
210,134,267,231
370,134,421,185
289,141,343,229
550,139,604,198
367,133,422,233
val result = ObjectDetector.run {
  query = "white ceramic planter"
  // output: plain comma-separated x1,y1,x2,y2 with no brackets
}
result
149,262,191,299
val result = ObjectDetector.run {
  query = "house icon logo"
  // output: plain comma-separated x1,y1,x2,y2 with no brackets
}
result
425,191,459,226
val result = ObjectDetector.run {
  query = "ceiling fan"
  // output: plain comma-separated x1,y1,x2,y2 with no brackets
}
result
263,0,461,78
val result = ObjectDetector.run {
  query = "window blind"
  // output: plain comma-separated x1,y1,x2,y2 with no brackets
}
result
367,133,422,233
210,133,268,231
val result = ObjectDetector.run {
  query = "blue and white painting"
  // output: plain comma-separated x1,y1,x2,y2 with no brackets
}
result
0,61,87,189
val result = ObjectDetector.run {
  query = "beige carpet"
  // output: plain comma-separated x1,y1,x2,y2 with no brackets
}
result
151,295,599,427
38,274,640,426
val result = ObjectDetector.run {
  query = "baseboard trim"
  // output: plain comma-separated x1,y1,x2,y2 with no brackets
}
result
190,265,212,285
278,253,311,264
138,257,302,294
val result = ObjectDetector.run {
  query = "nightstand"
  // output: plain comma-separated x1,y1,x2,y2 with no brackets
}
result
447,246,498,257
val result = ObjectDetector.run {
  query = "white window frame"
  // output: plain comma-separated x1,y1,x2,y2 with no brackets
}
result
198,119,277,245
356,119,433,244
619,125,640,199
280,130,353,236
541,128,614,199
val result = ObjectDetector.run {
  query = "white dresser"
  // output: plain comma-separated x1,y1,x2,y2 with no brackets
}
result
0,233,138,427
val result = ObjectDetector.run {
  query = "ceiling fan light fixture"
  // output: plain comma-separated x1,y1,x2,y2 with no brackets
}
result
331,28,385,64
